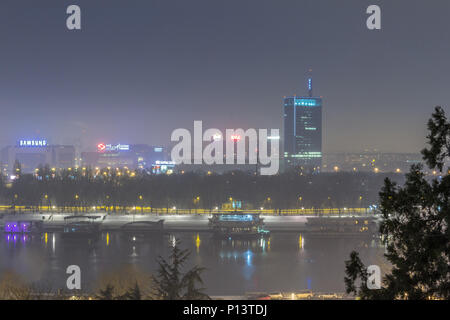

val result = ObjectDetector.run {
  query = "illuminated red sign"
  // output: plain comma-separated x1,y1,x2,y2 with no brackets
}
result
97,143,106,152
231,135,241,141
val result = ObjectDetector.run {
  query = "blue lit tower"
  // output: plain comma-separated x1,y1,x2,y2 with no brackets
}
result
282,73,322,171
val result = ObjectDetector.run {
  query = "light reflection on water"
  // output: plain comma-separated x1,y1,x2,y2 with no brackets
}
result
0,232,385,295
5,233,32,244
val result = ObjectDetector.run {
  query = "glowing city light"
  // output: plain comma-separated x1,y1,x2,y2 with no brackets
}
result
19,139,48,147
230,135,241,141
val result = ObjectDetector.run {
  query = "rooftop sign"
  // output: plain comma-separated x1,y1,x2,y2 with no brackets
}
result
18,139,48,147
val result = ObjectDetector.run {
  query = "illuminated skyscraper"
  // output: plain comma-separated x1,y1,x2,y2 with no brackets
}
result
282,75,322,170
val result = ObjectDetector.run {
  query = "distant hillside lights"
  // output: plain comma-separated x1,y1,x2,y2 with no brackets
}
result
170,121,280,175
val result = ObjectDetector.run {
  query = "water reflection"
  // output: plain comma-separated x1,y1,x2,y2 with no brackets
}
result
195,233,201,253
299,234,304,250
0,231,385,295
5,233,31,244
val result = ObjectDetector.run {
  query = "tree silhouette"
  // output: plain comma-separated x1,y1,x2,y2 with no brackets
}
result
122,282,142,300
154,239,209,300
345,106,450,299
96,284,115,300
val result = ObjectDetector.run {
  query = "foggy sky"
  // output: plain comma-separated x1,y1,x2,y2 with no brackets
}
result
0,0,449,153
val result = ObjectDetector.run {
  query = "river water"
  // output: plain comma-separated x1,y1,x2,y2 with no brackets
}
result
0,231,385,295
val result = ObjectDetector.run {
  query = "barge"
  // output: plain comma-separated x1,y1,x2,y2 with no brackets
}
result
305,217,378,238
62,215,101,239
209,213,270,239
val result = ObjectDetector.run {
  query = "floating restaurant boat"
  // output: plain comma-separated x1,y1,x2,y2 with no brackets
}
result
62,215,101,238
3,220,43,234
209,213,270,239
305,217,378,238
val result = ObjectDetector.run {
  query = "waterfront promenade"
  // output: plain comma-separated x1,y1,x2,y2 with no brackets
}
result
0,210,378,232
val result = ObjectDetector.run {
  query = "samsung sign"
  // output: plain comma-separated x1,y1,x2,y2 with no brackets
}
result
19,139,48,147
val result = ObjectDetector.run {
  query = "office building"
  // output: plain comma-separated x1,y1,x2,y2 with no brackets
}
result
283,76,322,170
1,139,75,175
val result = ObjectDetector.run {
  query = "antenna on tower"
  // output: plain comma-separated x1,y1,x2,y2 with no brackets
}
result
307,68,313,97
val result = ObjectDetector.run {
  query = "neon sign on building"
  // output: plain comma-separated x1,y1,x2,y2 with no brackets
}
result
294,98,320,107
19,140,48,147
97,143,130,152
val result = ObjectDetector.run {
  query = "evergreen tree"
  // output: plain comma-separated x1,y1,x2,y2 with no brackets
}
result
345,106,450,299
154,239,209,300
96,284,115,300
122,282,142,300
182,266,209,300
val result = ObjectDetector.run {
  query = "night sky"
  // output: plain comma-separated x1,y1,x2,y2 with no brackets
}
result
0,0,449,153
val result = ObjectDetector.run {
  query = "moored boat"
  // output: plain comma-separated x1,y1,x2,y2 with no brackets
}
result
62,216,101,239
305,216,378,238
209,213,270,239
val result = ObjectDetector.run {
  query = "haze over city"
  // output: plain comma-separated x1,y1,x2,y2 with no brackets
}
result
0,0,449,309
1,0,449,153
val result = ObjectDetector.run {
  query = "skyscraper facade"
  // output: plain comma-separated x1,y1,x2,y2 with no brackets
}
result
282,77,322,171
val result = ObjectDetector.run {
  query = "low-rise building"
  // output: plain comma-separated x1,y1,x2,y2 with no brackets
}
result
1,139,75,175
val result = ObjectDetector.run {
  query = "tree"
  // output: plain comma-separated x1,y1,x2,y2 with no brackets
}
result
96,284,115,300
345,106,450,299
95,264,153,299
183,266,209,300
154,239,209,300
122,282,142,300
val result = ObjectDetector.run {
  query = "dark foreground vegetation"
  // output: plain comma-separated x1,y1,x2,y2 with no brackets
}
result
345,107,450,300
0,239,208,300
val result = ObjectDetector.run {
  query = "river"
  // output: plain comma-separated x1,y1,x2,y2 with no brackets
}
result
0,231,385,296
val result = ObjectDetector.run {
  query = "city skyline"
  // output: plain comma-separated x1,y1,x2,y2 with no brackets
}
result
0,1,449,303
0,1,449,154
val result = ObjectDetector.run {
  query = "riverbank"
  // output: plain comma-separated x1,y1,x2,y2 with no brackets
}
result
0,212,378,233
